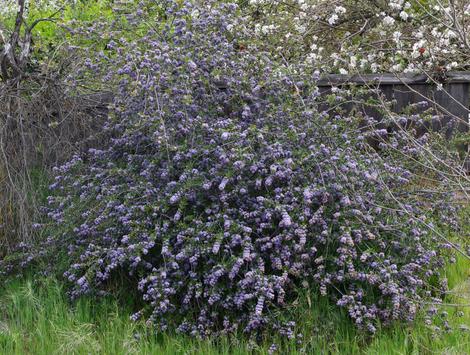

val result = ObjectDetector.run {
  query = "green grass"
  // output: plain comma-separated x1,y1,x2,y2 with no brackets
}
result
1,254,470,355
0,275,358,354
0,276,236,355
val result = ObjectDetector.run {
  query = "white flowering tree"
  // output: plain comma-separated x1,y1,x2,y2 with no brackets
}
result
241,0,470,74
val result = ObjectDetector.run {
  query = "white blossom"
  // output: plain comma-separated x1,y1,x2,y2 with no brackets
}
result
334,6,346,15
349,56,357,68
393,31,402,43
328,14,339,25
391,63,402,72
383,16,396,26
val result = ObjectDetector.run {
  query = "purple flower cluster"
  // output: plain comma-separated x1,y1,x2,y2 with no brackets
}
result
26,0,460,338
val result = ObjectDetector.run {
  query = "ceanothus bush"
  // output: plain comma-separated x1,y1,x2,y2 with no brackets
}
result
28,0,461,338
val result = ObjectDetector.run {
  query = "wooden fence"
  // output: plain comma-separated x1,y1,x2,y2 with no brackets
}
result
317,71,470,136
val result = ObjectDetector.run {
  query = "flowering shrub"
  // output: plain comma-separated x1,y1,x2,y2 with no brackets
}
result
27,1,463,338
